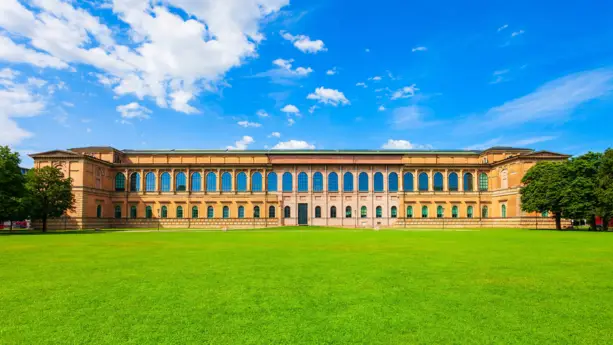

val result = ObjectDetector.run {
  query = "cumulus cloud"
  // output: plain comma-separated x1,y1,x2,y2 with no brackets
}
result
272,139,315,149
326,67,338,75
307,87,350,106
227,136,255,150
256,109,269,117
391,84,419,100
269,131,281,138
369,76,382,81
281,104,300,114
378,105,386,111
254,58,313,84
287,118,295,126
237,120,261,128
356,82,367,88
411,46,427,52
280,31,326,53
116,102,151,120
381,139,432,150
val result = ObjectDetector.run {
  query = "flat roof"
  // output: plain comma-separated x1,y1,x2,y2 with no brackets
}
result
121,149,489,155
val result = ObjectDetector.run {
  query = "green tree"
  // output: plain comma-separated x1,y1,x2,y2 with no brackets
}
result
596,148,613,231
561,152,602,229
0,146,26,229
521,161,567,230
24,166,75,232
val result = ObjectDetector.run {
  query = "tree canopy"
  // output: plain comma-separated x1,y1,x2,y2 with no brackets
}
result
24,166,75,232
0,146,26,225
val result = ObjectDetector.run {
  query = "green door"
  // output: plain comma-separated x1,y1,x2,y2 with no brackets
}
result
298,203,308,225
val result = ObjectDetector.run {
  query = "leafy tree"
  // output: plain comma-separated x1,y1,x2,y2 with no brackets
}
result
521,161,566,230
561,152,602,229
24,166,75,232
0,146,26,229
596,148,613,231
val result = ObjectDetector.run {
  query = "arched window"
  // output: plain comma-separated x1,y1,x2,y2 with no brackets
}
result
464,173,474,192
236,172,247,192
96,205,102,218
388,172,398,192
176,172,186,191
501,204,507,218
403,172,414,191
376,206,382,218
313,172,323,192
267,172,278,192
406,206,413,218
391,206,397,218
452,205,458,218
343,172,354,192
479,173,488,191
482,206,488,218
467,206,474,218
221,172,232,192
330,206,337,218
282,172,293,192
207,206,214,218
374,172,384,192
361,206,367,218
298,172,308,192
251,172,262,192
115,173,126,191
346,206,352,218
433,172,443,191
191,172,202,192
223,206,230,218
541,211,549,217
315,206,321,218
238,206,245,218
254,206,260,218
501,169,508,189
421,206,428,218
130,205,137,218
161,205,168,218
448,172,459,191
176,206,183,219
144,206,151,219
206,172,217,192
192,206,199,218
437,206,444,218
328,172,338,192
145,172,156,191
161,172,171,192
418,172,428,191
268,206,276,218
130,172,140,192
358,172,369,192
114,205,121,219
284,206,291,218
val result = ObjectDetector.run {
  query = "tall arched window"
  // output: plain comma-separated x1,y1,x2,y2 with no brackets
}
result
254,206,260,218
361,206,367,218
191,172,202,192
176,172,186,191
96,205,102,218
346,206,352,218
501,169,508,189
479,173,488,191
501,204,507,218
437,206,444,218
145,206,152,219
467,206,474,218
268,206,276,218
176,206,183,218
114,205,121,219
206,172,217,192
130,172,140,192
482,206,488,218
388,172,398,192
374,172,384,192
161,172,171,192
452,205,458,218
267,172,278,192
406,206,413,218
238,206,245,218
433,172,443,191
313,172,323,192
421,206,428,218
330,206,337,218
298,172,308,192
145,172,156,191
130,205,137,218
358,172,369,192
391,206,397,218
464,173,474,192
236,172,247,192
448,172,459,191
328,172,338,192
115,173,126,191
207,206,214,218
192,206,199,218
418,172,428,191
282,172,293,192
221,172,232,192
403,172,414,191
251,172,263,192
284,206,290,218
223,206,230,218
161,205,168,218
343,172,354,192
376,206,382,218
315,206,321,218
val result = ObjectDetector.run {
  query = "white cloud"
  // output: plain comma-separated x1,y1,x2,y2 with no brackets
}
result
369,76,382,81
326,67,337,75
272,139,315,149
497,24,509,32
281,104,300,114
391,84,419,100
280,31,326,53
27,77,47,88
255,58,313,84
381,139,431,150
287,118,295,126
269,131,281,138
237,120,261,128
227,135,254,150
256,109,269,117
356,82,367,88
306,87,350,106
0,72,47,145
308,105,318,114
378,105,386,111
412,46,427,52
511,30,525,37
0,35,68,69
116,102,151,120
0,68,19,80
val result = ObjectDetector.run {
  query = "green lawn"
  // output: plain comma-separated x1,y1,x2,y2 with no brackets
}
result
1,228,612,344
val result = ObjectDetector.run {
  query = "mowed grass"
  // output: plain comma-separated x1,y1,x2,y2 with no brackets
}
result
1,228,613,344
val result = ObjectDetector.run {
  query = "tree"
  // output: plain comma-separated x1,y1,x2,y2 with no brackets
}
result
596,148,613,231
561,152,602,229
521,161,567,230
0,146,26,229
24,166,75,232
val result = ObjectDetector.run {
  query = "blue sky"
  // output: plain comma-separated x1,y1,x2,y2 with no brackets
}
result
1,0,613,167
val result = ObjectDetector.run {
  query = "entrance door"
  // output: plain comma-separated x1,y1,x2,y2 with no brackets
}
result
298,203,308,225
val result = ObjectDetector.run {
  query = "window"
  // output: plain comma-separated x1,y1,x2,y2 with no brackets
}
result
161,172,171,192
479,173,488,191
298,172,308,192
343,172,354,192
376,206,382,218
254,206,260,218
501,204,507,218
437,206,444,218
433,172,443,191
130,205,137,218
403,172,414,191
95,169,102,189
313,172,323,192
467,206,474,218
541,211,549,217
361,206,367,218
282,172,293,192
328,172,338,192
115,173,126,191
192,206,199,218
501,169,508,189
374,172,384,192
482,206,488,218
130,172,140,192
176,172,186,191
391,206,397,218
252,172,263,192
207,172,217,192
176,206,183,219
421,206,428,218
237,172,247,192
161,205,168,218
268,206,276,218
448,172,459,191
221,172,232,192
191,172,202,192
267,172,278,192
330,206,337,218
464,173,474,192
207,206,214,218
346,206,352,218
452,206,458,218
315,206,321,218
114,205,121,219
418,172,428,191
284,206,291,218
96,205,102,218
145,172,156,191
388,173,398,192
407,206,413,218
358,172,369,192
223,206,230,218
238,206,245,218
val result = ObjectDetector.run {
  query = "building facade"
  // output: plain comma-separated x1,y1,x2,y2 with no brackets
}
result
29,146,570,230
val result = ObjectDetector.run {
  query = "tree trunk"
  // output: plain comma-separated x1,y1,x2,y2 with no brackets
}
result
603,215,610,232
42,215,47,232
9,220,13,232
555,212,562,230
589,214,597,231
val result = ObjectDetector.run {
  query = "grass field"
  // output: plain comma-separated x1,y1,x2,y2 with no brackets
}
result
1,227,612,344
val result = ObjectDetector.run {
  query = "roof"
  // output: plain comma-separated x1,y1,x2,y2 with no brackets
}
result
120,149,490,155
